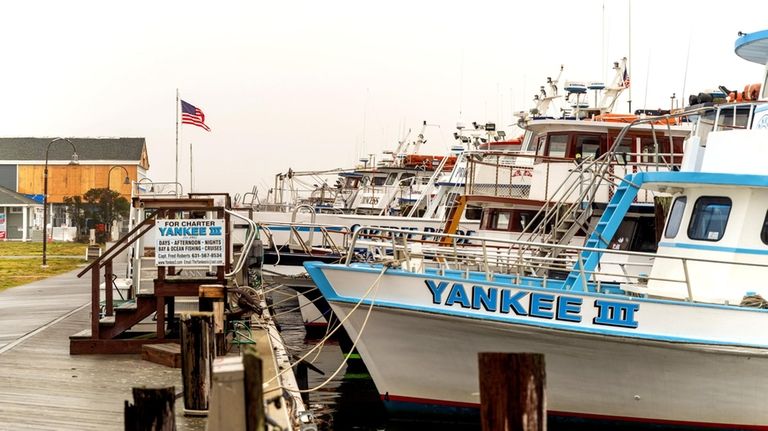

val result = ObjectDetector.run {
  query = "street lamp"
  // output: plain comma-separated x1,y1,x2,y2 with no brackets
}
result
42,138,79,268
136,177,155,194
106,166,131,241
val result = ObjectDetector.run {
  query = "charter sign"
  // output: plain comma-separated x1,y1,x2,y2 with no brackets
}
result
155,219,225,266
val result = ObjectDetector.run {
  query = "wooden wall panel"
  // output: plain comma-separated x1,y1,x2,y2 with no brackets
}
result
17,165,138,203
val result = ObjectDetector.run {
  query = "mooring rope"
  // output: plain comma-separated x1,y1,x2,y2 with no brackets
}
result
264,263,391,390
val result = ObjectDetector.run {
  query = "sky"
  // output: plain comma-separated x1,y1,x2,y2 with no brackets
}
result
1,1,766,202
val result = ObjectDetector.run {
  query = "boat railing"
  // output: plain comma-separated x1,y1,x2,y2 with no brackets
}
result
257,221,351,257
506,107,717,267
132,180,184,198
344,226,768,305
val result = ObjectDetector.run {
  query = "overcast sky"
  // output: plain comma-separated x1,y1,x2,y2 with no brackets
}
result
1,1,766,200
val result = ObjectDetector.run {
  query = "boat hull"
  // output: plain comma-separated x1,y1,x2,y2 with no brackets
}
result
306,263,768,428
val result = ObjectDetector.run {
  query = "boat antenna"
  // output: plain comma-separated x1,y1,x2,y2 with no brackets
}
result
643,50,651,111
627,0,632,113
362,88,369,159
601,0,606,84
681,35,691,108
458,50,464,121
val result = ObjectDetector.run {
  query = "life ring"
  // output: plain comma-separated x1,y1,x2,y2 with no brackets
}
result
743,83,761,101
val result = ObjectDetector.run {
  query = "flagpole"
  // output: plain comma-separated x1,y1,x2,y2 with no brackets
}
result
627,0,632,114
190,141,193,193
175,89,180,196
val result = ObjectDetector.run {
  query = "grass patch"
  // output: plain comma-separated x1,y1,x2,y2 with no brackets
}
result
0,241,92,257
0,258,87,291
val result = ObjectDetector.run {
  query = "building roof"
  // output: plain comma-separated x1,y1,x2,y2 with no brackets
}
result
0,137,146,163
0,185,40,206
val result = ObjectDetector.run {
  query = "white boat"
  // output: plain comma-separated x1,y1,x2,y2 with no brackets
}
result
303,30,768,428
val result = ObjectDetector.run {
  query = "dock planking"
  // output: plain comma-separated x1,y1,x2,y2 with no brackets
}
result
0,307,205,430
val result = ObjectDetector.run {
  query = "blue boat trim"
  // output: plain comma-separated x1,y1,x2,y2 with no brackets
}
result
658,241,768,255
637,171,768,188
303,262,768,350
735,29,768,64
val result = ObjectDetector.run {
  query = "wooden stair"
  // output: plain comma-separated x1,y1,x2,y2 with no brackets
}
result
69,197,233,355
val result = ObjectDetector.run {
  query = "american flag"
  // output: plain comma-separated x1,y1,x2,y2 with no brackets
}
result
181,100,211,131
623,69,631,88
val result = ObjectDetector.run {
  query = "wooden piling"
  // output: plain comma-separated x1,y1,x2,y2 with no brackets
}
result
199,285,227,356
124,386,176,431
242,345,265,431
478,352,546,431
180,312,215,416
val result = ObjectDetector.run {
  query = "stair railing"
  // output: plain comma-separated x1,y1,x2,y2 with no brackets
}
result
76,210,160,338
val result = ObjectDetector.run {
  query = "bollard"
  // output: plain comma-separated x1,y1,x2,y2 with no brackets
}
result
180,312,215,416
199,284,227,356
242,345,265,431
124,386,176,431
478,352,546,431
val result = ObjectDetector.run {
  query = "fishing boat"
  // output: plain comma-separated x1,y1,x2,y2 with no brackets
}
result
304,31,768,428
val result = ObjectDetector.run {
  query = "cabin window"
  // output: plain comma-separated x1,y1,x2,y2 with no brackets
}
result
371,176,386,186
760,211,768,245
482,209,512,231
385,173,398,186
664,196,687,238
534,135,547,157
716,105,753,130
547,135,568,158
687,196,731,242
612,137,633,164
465,206,482,221
511,209,544,232
574,135,601,160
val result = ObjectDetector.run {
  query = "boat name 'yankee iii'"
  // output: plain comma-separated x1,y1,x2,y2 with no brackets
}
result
425,280,639,328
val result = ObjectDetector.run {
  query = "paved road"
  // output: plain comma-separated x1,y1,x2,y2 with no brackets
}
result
0,265,93,350
0,245,130,350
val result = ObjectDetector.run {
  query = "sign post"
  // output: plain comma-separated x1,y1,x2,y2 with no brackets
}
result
0,212,6,240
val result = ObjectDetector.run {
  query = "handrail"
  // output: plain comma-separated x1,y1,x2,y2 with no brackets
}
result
77,210,160,278
344,227,768,304
344,226,768,280
225,208,258,278
257,221,351,256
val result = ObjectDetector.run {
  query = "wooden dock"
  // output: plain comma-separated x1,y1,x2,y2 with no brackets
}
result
0,305,205,430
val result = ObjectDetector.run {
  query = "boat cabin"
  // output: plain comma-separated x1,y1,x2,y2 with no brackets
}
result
519,119,689,165
636,102,768,304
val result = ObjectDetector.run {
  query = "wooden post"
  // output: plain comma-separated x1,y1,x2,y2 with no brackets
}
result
105,259,114,316
124,386,176,431
242,345,264,431
199,284,227,356
180,312,215,416
478,352,546,431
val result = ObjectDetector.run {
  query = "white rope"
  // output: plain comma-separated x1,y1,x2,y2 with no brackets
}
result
264,263,390,389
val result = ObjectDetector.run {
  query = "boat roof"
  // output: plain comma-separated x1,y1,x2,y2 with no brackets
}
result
637,171,768,192
735,29,768,65
525,118,691,135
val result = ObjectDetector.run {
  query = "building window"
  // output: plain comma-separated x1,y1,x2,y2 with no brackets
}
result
664,196,687,238
9,207,23,214
687,196,731,242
